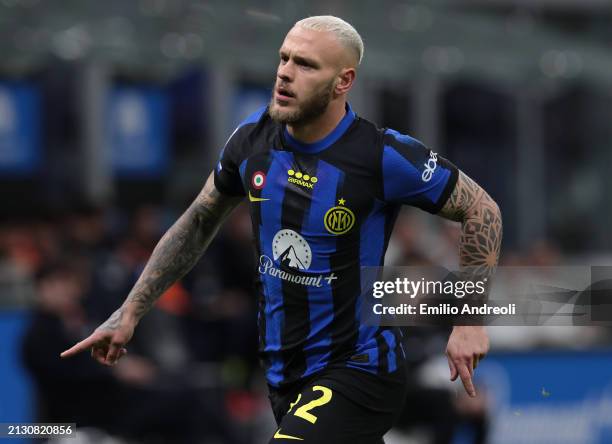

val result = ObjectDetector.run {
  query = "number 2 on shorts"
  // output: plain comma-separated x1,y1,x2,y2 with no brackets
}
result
288,385,333,424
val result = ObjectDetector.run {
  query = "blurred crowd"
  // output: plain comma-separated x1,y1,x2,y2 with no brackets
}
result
0,202,609,443
1,202,266,443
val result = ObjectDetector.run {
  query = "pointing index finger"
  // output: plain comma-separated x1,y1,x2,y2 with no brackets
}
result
458,362,477,398
60,334,101,359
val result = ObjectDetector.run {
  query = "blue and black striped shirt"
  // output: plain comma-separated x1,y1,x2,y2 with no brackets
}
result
214,103,458,388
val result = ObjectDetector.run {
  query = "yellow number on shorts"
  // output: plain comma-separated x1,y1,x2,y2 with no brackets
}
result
287,393,302,413
293,385,333,424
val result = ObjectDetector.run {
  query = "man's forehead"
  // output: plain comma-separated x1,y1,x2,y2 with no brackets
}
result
279,26,344,62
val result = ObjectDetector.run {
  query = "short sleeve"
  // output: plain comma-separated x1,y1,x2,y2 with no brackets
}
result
213,106,267,197
381,129,458,213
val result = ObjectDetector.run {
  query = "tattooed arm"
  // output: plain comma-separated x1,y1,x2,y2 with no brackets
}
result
437,170,502,397
438,171,503,277
122,172,242,321
60,172,243,365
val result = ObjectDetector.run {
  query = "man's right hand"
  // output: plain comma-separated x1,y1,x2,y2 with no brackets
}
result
60,308,136,366
59,173,240,366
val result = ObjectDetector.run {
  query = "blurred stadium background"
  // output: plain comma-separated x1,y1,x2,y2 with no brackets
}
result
1,0,611,443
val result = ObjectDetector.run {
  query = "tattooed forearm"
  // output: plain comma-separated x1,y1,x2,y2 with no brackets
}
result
120,172,242,322
97,307,125,332
438,171,503,279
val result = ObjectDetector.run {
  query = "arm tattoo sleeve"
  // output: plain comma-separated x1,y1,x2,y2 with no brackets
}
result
438,171,503,279
115,172,242,323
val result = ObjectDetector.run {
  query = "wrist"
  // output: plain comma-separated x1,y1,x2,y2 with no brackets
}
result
453,325,485,332
120,303,144,325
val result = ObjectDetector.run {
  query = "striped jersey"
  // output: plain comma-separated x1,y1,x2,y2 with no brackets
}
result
214,103,458,388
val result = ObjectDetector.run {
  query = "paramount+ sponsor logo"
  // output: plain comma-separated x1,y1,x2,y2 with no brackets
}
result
258,229,338,287
287,169,318,189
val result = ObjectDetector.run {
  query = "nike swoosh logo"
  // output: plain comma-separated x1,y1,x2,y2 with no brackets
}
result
249,191,270,202
273,429,303,440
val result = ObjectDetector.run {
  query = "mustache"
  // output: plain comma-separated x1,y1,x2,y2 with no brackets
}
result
275,81,296,98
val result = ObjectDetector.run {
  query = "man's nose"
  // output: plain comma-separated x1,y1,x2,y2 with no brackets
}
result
277,61,293,82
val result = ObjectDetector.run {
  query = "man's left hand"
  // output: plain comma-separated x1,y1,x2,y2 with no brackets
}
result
446,325,489,397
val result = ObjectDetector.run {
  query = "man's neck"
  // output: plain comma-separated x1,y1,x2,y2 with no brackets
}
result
286,100,347,144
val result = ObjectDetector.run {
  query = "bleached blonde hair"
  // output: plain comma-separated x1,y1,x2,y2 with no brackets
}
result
294,15,364,65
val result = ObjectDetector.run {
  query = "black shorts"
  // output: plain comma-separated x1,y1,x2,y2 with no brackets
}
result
267,364,407,444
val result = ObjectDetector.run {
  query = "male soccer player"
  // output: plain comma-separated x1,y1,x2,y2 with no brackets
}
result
62,16,502,443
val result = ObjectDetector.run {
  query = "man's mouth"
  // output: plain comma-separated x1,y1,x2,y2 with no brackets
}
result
276,86,295,100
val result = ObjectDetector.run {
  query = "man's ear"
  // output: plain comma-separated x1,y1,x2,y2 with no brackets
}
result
335,68,356,95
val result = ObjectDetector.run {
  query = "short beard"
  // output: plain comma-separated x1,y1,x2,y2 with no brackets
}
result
269,79,336,125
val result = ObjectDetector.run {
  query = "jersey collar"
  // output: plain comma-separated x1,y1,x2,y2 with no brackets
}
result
282,103,356,153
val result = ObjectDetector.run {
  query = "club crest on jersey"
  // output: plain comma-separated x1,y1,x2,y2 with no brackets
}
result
324,198,355,235
287,169,318,189
251,171,266,189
